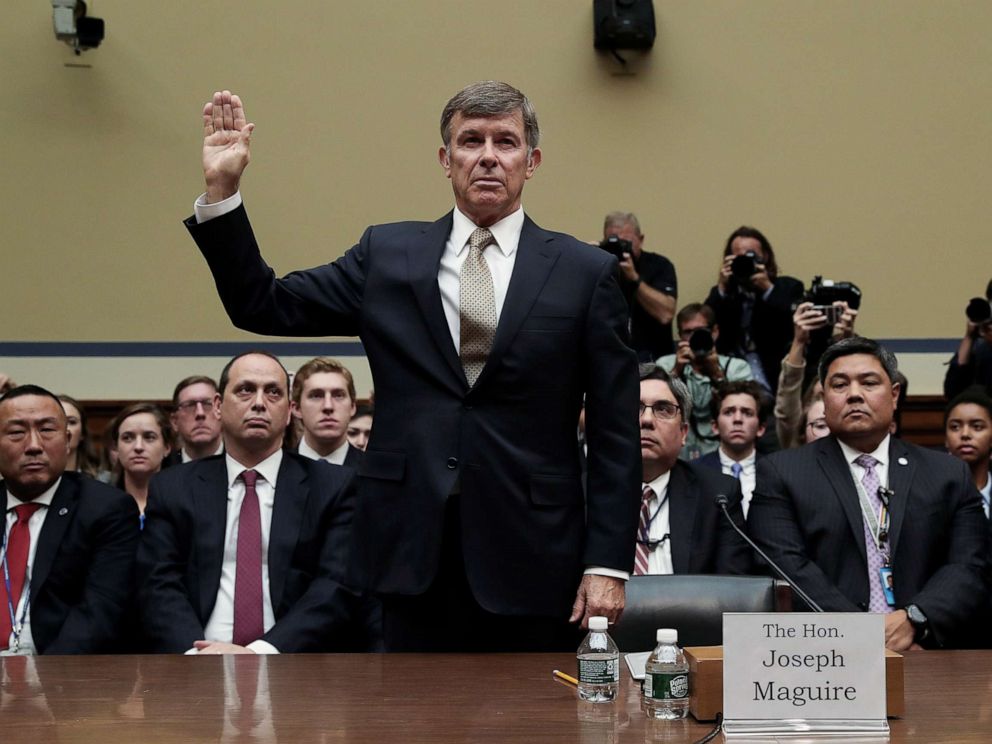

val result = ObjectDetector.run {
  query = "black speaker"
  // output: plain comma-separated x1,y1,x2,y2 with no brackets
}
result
594,0,656,51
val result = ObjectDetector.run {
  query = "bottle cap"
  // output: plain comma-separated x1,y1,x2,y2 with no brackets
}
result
657,628,678,643
589,616,609,631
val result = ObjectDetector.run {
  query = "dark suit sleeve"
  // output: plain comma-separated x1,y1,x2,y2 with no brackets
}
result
136,475,207,652
262,468,360,653
185,204,364,337
748,456,862,611
43,491,140,654
715,480,753,576
580,257,641,571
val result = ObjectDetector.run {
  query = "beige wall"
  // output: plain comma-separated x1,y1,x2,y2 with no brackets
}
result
2,1,989,395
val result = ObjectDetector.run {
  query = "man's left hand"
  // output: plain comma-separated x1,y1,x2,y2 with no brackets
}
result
193,640,256,655
569,575,625,629
884,610,918,651
618,252,639,284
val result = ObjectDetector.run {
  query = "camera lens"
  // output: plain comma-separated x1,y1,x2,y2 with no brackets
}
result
688,328,714,356
731,252,756,283
966,298,992,323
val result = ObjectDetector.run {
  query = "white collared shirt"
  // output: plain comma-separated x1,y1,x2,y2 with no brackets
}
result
1,478,61,656
979,475,991,519
838,435,892,494
297,437,349,466
198,451,282,655
181,441,224,464
717,449,757,517
641,471,674,576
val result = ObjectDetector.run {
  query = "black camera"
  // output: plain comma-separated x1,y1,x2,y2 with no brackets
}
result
805,276,862,312
730,252,759,284
599,235,632,260
688,329,715,357
966,298,992,324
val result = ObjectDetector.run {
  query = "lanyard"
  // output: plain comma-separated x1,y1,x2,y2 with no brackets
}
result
638,489,670,549
853,474,893,561
1,541,32,653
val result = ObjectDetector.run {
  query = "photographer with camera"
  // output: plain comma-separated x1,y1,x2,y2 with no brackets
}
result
657,303,753,460
943,281,992,401
601,212,678,360
704,226,804,394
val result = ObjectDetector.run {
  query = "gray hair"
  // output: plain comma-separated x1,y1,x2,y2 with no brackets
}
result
440,81,540,154
638,363,692,422
603,211,642,236
817,336,899,386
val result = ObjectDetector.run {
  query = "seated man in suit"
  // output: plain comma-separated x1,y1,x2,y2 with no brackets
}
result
137,351,362,654
634,365,751,576
0,385,139,654
748,336,990,650
695,380,769,517
290,357,362,468
165,375,224,467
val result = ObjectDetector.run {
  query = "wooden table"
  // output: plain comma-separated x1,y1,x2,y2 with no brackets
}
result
0,651,989,742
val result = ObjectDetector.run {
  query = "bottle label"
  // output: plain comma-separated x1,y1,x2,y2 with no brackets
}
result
578,657,619,685
645,672,689,700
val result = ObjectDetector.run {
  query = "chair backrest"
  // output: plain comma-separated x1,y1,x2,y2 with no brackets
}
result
611,574,792,652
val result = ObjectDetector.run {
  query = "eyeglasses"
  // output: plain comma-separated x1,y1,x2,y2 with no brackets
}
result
639,401,682,420
806,418,829,433
175,398,214,414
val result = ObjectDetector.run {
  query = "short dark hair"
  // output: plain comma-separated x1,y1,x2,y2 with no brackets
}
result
723,226,779,281
945,386,992,426
676,303,715,332
291,357,356,405
817,336,899,387
638,363,692,422
440,81,540,154
710,380,770,421
0,384,65,415
218,351,290,397
171,375,218,408
352,404,374,420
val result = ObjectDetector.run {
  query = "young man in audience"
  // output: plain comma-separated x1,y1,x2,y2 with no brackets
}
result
633,365,751,576
0,385,139,654
657,303,752,460
695,380,768,518
748,337,989,650
945,388,992,517
165,375,223,466
137,351,367,653
291,357,362,468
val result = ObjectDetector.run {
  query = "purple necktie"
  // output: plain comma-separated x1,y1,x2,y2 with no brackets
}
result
730,462,743,480
854,454,891,613
233,470,264,646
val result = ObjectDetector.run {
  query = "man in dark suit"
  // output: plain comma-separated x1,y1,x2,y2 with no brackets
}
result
137,351,364,653
634,366,751,576
0,385,139,654
163,375,224,468
290,357,363,469
184,82,640,651
748,337,989,650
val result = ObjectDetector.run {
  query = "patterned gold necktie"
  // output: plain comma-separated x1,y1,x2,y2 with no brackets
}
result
460,227,497,386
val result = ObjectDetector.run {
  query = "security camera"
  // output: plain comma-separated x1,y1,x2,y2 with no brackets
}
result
52,0,104,54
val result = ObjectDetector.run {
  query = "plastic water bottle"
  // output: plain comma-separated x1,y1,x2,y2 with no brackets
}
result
643,628,690,719
576,616,619,702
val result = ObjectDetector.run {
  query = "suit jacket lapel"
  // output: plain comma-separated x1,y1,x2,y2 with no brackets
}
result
667,464,695,575
30,477,77,597
886,438,914,555
407,212,466,389
267,457,307,613
195,460,229,622
476,217,560,388
817,437,868,563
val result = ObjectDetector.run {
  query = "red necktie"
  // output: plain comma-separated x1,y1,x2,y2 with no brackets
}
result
232,470,264,647
1,503,44,650
633,486,654,576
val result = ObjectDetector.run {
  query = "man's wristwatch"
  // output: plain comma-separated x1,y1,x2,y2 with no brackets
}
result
905,604,929,642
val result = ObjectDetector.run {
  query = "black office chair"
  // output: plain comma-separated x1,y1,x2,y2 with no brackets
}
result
611,574,793,651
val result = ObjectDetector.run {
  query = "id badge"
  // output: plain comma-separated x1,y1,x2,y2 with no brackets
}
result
879,566,895,607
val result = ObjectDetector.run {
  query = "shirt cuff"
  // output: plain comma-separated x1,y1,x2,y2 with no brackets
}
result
193,190,243,224
247,640,280,655
584,566,630,581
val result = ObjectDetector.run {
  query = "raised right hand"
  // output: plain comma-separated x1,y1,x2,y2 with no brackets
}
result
201,90,255,203
792,302,829,346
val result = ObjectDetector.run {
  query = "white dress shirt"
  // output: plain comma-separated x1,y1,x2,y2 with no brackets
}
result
1,479,60,656
298,437,349,466
838,435,892,495
641,471,674,575
197,451,283,655
979,475,991,519
718,449,757,517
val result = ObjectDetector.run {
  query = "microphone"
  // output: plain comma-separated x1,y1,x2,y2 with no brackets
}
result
715,494,823,612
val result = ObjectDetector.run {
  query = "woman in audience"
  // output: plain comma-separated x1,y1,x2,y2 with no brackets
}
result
798,388,830,445
58,394,103,478
110,403,173,525
348,405,374,451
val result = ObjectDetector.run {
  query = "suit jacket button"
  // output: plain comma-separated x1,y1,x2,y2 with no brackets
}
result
446,457,459,470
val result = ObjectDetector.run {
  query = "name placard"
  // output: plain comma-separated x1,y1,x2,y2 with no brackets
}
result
722,613,887,736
